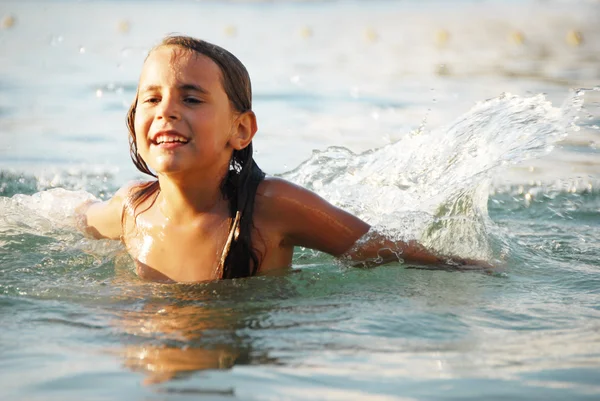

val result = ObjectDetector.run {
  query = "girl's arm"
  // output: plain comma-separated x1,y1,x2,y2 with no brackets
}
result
339,230,490,268
76,183,136,240
261,178,489,267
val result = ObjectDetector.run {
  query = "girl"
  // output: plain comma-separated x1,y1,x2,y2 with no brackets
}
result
81,35,486,283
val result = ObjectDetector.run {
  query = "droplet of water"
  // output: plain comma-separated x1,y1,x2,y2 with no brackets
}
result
593,86,600,92
79,46,86,54
96,89,103,98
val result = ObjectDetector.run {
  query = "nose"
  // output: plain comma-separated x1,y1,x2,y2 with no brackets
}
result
155,95,180,121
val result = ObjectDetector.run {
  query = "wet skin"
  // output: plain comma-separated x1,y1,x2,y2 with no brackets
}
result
82,45,486,283
83,46,370,282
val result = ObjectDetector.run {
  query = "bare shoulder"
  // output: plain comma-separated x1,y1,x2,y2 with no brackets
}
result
104,180,151,218
83,180,154,240
254,176,369,256
254,176,333,222
116,180,153,202
256,176,315,204
117,180,142,195
253,176,301,236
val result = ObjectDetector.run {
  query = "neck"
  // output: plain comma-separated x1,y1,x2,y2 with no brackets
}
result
156,166,230,223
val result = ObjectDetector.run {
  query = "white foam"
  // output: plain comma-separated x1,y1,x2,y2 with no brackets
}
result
1,188,98,236
283,91,584,259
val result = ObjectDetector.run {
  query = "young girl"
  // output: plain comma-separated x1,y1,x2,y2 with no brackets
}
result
81,35,486,283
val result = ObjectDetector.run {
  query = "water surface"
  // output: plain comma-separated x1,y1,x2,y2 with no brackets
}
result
1,0,600,400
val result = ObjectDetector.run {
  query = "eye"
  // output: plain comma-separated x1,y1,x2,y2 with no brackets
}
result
184,97,202,105
143,97,160,104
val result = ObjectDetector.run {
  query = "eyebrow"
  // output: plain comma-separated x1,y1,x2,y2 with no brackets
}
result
139,83,209,94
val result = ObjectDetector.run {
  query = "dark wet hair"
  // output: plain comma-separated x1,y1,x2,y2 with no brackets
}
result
125,35,265,279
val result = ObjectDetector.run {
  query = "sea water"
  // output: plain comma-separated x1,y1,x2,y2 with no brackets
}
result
1,0,600,400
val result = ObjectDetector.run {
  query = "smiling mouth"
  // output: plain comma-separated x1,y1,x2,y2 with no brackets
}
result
151,133,190,146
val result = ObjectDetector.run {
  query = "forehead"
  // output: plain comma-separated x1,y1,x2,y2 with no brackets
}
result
139,45,224,89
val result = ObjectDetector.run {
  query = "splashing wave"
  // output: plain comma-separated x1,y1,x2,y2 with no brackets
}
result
283,91,584,259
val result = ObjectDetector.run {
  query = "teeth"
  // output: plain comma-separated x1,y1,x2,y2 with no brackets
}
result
154,135,188,145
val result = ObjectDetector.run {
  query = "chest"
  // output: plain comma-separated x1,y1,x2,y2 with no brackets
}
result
121,202,294,282
123,216,231,283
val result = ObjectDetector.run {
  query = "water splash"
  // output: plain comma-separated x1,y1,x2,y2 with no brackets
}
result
283,91,585,259
1,188,97,237
0,91,587,263
0,188,124,299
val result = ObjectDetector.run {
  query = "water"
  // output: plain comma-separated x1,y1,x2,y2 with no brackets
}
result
1,0,600,400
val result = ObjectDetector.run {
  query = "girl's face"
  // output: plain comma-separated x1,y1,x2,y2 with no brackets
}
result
134,46,237,178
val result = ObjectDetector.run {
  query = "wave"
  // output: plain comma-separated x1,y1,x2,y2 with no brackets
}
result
282,91,586,259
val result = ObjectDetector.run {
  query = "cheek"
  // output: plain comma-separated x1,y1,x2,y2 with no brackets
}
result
135,135,146,157
133,112,150,149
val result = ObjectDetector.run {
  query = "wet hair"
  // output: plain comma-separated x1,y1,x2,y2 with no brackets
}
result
125,35,265,279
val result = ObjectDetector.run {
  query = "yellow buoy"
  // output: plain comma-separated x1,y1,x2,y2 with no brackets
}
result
1,15,16,29
224,25,237,37
364,27,378,43
117,20,131,34
566,30,583,46
435,29,450,47
509,30,525,45
300,26,313,39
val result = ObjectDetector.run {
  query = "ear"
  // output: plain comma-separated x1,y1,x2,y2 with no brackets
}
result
229,111,257,150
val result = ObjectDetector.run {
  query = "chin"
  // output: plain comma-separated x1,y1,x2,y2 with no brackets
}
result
150,158,187,176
